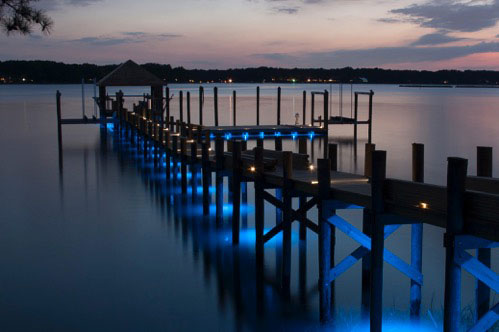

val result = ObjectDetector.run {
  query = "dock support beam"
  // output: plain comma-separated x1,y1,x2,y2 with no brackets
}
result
475,146,492,322
231,140,242,245
369,150,387,332
202,142,211,215
282,151,293,298
215,138,224,226
443,157,468,332
299,137,308,240
411,143,424,319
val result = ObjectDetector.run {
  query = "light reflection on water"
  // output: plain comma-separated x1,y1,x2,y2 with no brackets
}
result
0,84,497,331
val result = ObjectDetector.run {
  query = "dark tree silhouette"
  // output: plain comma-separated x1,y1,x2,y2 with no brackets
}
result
0,0,53,34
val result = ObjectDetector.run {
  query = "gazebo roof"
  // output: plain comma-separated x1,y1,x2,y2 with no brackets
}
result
98,60,164,87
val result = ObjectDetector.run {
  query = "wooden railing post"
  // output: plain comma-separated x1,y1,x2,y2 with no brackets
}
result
411,143,424,319
443,157,468,332
476,146,492,322
369,150,387,332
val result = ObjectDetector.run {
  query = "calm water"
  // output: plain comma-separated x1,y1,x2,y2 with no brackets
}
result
0,84,498,331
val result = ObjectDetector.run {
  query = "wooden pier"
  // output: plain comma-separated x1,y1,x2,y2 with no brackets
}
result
54,62,498,331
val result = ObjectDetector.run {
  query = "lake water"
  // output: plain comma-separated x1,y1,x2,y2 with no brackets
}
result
0,83,497,331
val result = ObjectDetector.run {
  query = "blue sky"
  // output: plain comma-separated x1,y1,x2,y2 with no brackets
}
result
1,0,498,69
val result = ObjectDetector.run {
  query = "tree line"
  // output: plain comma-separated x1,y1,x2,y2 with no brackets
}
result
1,60,498,85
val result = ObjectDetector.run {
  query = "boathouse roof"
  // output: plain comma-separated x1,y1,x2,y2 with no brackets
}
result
98,60,164,87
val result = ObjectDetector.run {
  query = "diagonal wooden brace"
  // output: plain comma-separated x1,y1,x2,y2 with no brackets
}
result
327,215,423,285
455,248,499,293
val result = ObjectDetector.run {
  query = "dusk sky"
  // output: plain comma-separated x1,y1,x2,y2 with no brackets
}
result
2,0,499,70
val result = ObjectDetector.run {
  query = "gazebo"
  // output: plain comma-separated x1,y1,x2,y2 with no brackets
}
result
97,60,165,122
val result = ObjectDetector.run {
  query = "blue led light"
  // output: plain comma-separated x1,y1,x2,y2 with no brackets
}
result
309,131,315,140
225,132,232,140
291,132,298,140
259,132,265,139
242,132,249,141
275,131,281,137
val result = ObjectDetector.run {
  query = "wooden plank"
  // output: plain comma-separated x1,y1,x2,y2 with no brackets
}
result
466,176,499,195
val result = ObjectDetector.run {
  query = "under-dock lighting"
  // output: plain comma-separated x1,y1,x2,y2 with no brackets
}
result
418,202,429,209
249,166,256,172
309,164,315,171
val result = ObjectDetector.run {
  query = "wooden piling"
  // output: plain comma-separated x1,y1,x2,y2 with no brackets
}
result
411,143,424,319
257,138,264,149
56,91,63,172
299,137,308,240
254,146,264,256
323,90,329,159
202,141,211,215
443,157,468,332
364,143,376,178
475,146,492,321
165,130,171,180
256,86,260,126
233,90,237,126
302,91,306,125
369,150,387,332
275,137,283,226
231,140,242,244
187,91,191,125
180,137,187,195
368,90,374,144
277,87,281,126
215,138,224,226
282,151,293,298
328,144,338,171
199,86,204,126
166,87,170,125
318,158,332,323
179,91,183,123
214,87,219,126
354,92,359,142
191,141,198,202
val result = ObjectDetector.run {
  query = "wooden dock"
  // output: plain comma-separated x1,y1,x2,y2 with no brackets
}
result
55,81,499,331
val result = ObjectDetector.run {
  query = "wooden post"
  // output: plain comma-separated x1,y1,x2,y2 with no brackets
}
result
187,91,191,125
364,143,376,178
180,137,187,195
179,91,183,124
166,87,170,126
311,93,315,125
354,92,359,143
318,158,332,323
475,146,492,322
443,157,468,332
277,87,281,125
256,86,260,126
215,138,224,226
233,90,236,126
165,131,171,180
56,91,63,172
361,209,372,319
199,86,204,126
328,144,338,171
257,138,264,149
202,142,211,215
171,135,178,184
411,143,424,319
275,137,283,226
302,90,306,125
231,141,242,245
369,150,387,332
282,151,293,298
368,90,374,144
323,90,329,159
299,137,308,240
254,146,264,256
214,87,219,126
191,141,198,202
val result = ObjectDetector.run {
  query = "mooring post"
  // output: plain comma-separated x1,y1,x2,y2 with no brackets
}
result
165,130,171,180
368,90,374,144
233,90,237,126
354,92,359,143
311,93,315,125
282,151,293,299
318,158,332,323
214,87,219,126
475,146,492,322
202,141,211,215
215,138,224,226
443,157,468,332
328,143,338,171
411,143,424,319
179,91,183,124
199,86,204,126
231,140,242,245
302,91,306,125
364,143,376,178
187,91,191,125
299,137,308,240
56,91,63,172
275,137,283,225
256,86,260,126
166,87,170,126
180,137,187,195
254,146,265,256
277,87,281,125
369,150,387,332
323,90,329,159
191,141,198,202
